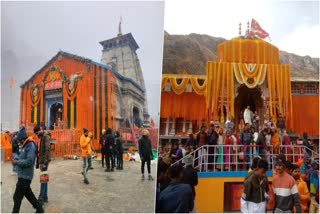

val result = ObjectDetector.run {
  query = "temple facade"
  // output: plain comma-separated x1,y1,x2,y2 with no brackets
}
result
160,37,319,138
19,30,150,145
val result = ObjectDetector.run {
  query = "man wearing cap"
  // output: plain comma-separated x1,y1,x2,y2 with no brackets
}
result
272,154,301,213
33,125,51,205
138,129,154,180
80,128,93,184
11,125,44,213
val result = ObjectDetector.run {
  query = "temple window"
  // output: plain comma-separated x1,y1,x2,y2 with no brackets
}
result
304,83,317,95
291,83,300,95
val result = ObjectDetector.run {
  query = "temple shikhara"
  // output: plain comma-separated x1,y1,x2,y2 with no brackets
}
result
18,24,156,153
160,26,319,138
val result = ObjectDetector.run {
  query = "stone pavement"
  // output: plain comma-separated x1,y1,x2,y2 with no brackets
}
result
1,158,156,213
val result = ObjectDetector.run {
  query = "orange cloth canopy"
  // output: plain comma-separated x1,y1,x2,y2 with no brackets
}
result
217,38,279,64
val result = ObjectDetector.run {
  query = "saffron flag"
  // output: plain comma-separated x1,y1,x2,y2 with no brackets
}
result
150,118,155,128
10,75,14,88
249,19,269,39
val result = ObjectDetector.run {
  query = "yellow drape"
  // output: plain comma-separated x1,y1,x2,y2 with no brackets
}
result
34,106,37,124
266,64,292,124
206,62,235,121
70,99,74,128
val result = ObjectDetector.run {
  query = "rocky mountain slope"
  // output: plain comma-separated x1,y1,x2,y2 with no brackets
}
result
162,31,319,81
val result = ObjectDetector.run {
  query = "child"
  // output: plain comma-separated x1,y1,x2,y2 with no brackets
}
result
292,164,311,213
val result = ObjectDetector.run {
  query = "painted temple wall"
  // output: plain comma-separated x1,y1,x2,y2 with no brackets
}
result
19,55,116,137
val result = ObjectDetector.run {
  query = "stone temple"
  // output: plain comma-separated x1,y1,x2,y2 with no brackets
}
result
19,22,150,148
100,24,150,128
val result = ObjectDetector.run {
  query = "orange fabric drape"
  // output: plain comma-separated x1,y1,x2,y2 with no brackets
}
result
160,92,206,123
267,64,292,124
206,62,235,121
291,95,319,136
217,38,279,64
108,70,117,130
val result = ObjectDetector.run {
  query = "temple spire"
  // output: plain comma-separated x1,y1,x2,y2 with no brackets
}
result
118,16,122,37
246,20,250,37
239,22,242,36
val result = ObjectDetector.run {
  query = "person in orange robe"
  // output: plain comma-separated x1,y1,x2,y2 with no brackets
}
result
80,128,93,184
292,164,311,213
270,127,280,154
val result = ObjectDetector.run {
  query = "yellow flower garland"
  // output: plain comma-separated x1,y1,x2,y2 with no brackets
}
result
240,63,260,78
230,63,235,118
267,64,273,117
162,74,207,95
161,77,168,89
190,77,206,95
220,63,226,122
169,77,189,95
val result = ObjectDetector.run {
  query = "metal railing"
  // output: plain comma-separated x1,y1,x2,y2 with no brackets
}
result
172,144,319,172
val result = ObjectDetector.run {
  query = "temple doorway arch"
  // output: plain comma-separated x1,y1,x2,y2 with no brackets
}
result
234,85,263,128
133,106,141,128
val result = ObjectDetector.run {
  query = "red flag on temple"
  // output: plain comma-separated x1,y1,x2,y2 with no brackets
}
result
249,19,270,39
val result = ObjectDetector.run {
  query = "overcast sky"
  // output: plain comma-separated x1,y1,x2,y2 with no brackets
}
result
165,0,319,57
1,1,164,130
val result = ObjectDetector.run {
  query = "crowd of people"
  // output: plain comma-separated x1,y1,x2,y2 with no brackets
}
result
80,127,154,184
7,124,154,213
156,105,319,213
159,105,317,172
241,154,319,213
156,157,198,213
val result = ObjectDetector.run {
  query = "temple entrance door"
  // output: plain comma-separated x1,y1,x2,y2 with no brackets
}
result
133,107,141,128
234,85,263,130
47,99,63,130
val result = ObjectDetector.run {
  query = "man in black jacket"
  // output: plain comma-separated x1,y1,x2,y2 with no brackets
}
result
99,129,107,168
34,125,51,205
104,128,115,172
256,129,267,157
182,156,198,200
114,131,123,170
207,122,219,169
241,159,269,213
139,129,153,180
